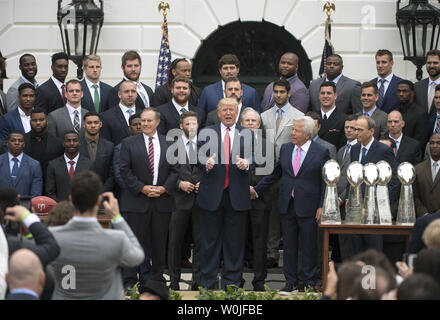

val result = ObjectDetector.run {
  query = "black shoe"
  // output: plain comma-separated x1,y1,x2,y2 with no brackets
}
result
191,282,200,291
169,282,180,291
253,283,265,292
279,284,299,296
266,257,279,268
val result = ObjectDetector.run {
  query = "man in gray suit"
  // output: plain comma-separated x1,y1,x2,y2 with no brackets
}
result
356,81,388,140
47,79,87,139
414,49,440,117
260,79,304,268
6,54,39,112
309,54,362,115
48,171,144,300
205,77,247,126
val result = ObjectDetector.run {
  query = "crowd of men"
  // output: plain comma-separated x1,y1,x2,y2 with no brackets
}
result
1,48,440,300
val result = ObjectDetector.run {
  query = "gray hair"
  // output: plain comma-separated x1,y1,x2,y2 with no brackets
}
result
294,116,315,137
239,107,261,124
357,115,376,130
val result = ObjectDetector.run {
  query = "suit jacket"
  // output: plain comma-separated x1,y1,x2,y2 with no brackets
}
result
309,75,362,115
337,143,353,201
249,136,272,211
395,135,422,166
205,105,246,127
319,107,346,150
156,101,206,135
80,79,113,113
196,123,254,212
356,107,388,141
48,218,144,300
100,105,143,145
414,159,440,216
197,81,261,113
315,137,337,160
414,78,437,116
173,136,203,210
428,111,440,137
397,102,429,147
47,106,87,140
0,108,26,147
45,154,94,201
119,133,179,213
261,75,310,113
152,83,202,107
35,78,65,114
79,136,115,192
6,77,38,112
371,74,402,114
254,141,329,216
0,153,42,197
408,211,440,254
0,90,6,115
6,292,39,300
260,104,304,162
107,79,154,109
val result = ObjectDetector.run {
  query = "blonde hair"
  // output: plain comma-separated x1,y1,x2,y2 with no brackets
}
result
83,54,101,67
423,219,440,249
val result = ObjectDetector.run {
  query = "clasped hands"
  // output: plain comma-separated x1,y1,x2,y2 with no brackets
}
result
179,181,200,194
142,185,166,198
205,153,248,171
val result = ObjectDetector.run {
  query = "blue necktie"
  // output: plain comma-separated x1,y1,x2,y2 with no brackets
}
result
11,158,19,184
344,143,351,160
361,147,367,165
377,79,386,109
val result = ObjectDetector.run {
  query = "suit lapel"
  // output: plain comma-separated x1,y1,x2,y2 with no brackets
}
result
115,107,130,136
14,155,27,185
296,142,316,176
137,134,151,174
81,80,94,111
0,155,13,186
158,135,167,169
62,107,74,131
275,107,294,140
336,75,347,93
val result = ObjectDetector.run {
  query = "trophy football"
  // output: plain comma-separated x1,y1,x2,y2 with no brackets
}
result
376,161,393,225
396,162,416,225
345,162,364,224
321,160,342,224
361,163,379,224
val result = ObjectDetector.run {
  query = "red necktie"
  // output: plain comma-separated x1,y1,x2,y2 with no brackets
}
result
61,84,66,103
224,127,230,189
148,136,154,178
68,160,75,179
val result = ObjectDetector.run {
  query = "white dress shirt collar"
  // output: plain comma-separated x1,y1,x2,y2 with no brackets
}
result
51,76,65,90
8,152,24,163
321,106,336,119
85,77,99,88
172,98,189,114
64,153,79,165
296,139,312,153
326,73,343,85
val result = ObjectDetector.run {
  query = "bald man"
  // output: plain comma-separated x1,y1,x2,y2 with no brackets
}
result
6,249,45,300
261,52,310,113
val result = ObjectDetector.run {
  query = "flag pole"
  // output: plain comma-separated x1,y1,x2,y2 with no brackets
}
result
319,1,336,78
155,1,172,89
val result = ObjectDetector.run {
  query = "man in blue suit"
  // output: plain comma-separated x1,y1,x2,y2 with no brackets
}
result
196,97,254,289
197,54,261,113
80,54,113,113
252,116,330,295
0,132,42,197
0,83,35,148
371,50,402,114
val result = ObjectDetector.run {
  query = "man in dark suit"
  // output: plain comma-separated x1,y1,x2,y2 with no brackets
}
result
119,108,179,292
387,110,421,166
152,58,201,107
414,133,440,217
205,77,247,126
45,131,93,201
240,108,271,291
34,52,68,114
101,81,142,145
168,111,202,291
79,111,114,192
356,81,389,141
0,83,35,149
306,111,337,160
24,108,64,188
5,249,45,300
316,81,346,150
261,52,309,113
414,49,440,117
47,79,88,140
0,132,42,197
309,54,362,115
349,115,399,255
80,54,113,113
0,61,7,115
429,84,440,136
252,116,330,294
372,49,402,114
396,80,429,148
157,76,205,135
108,50,153,109
197,97,254,289
197,54,261,113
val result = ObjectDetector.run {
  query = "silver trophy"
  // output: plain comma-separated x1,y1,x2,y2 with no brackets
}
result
321,160,342,224
397,162,416,225
361,163,379,224
346,162,364,224
376,161,393,225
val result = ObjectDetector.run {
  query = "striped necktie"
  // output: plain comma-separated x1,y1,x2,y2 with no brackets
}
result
148,136,154,178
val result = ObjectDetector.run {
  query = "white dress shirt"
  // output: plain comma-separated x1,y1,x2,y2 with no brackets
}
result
66,103,82,128
119,103,136,126
64,153,79,172
85,77,100,103
144,132,161,185
8,152,24,174
321,106,336,120
358,138,375,162
220,122,236,149
389,133,402,152
51,76,66,97
377,73,394,95
17,107,31,133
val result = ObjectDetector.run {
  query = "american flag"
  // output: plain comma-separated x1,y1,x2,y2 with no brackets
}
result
155,16,172,89
319,18,334,78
